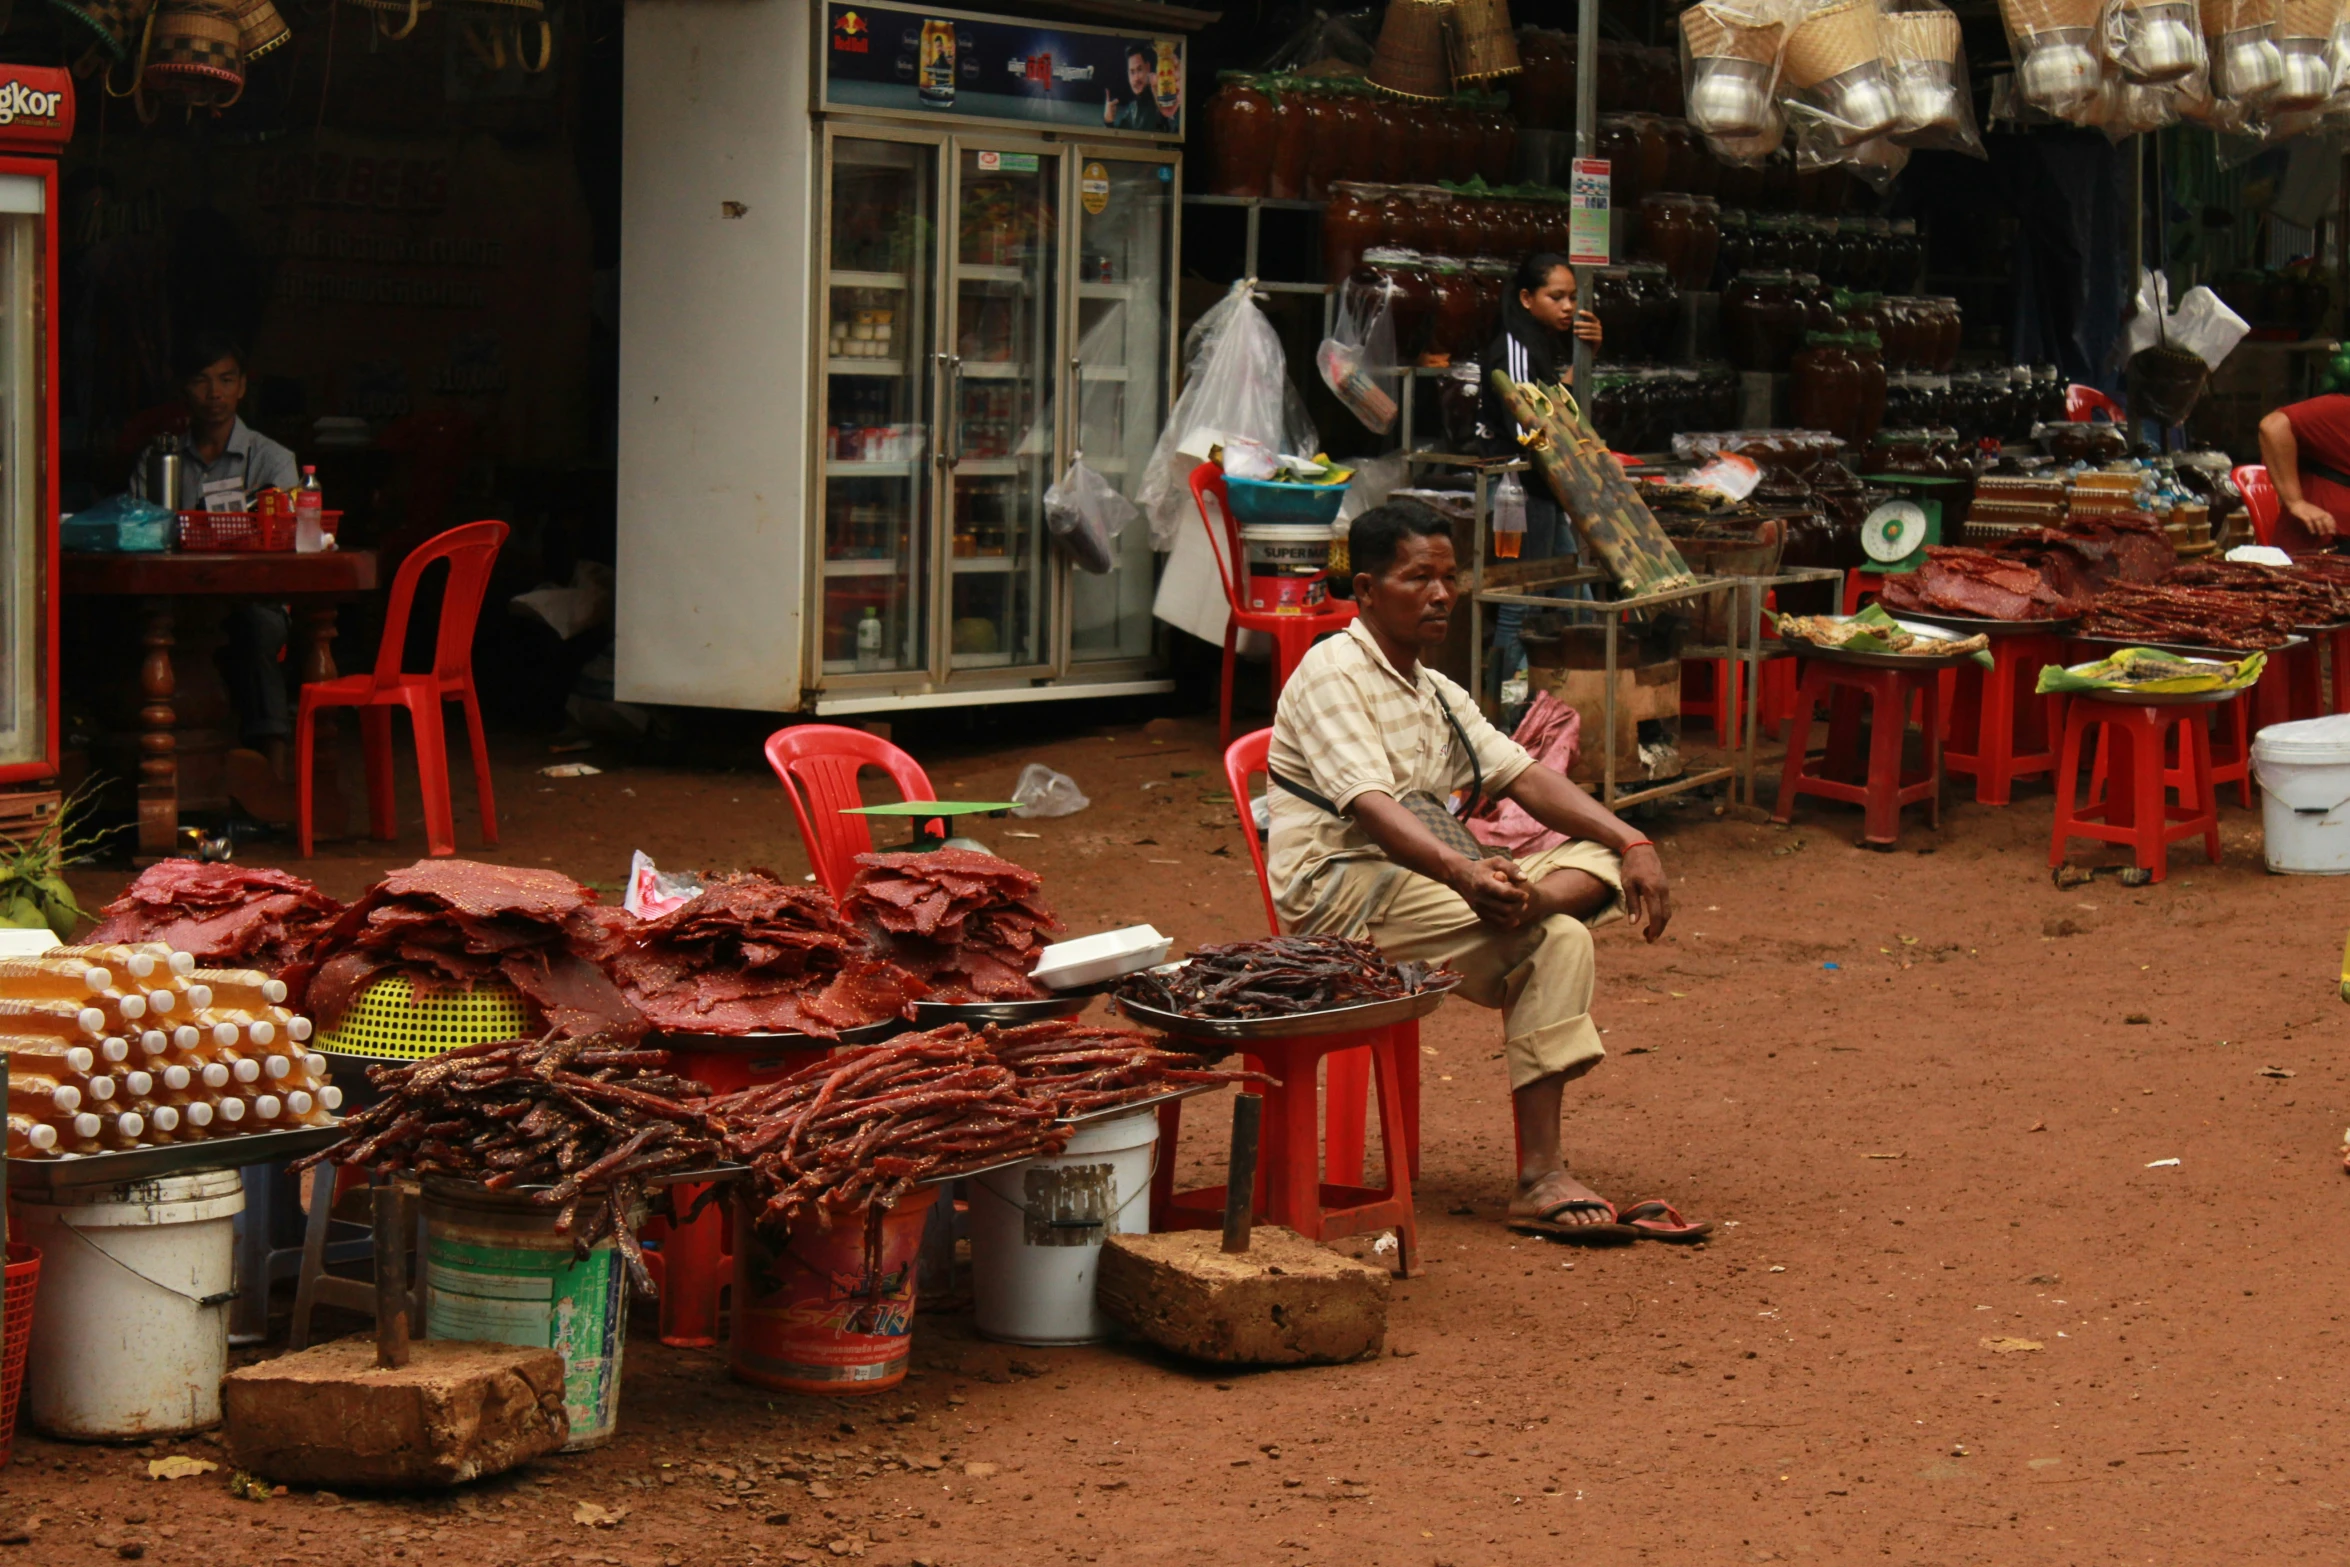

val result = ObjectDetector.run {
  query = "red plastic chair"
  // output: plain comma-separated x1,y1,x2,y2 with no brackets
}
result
764,725,940,898
1191,463,1357,748
2233,463,2278,548
1224,728,1282,936
296,520,508,858
2066,384,2129,424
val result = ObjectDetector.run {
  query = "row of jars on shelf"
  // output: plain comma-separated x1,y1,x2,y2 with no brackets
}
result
1594,115,1864,213
1789,333,1891,451
1348,249,1516,368
1518,31,1685,123
1723,276,1962,375
1203,74,1519,201
1325,185,1576,293
1885,369,2076,447
1586,366,1745,455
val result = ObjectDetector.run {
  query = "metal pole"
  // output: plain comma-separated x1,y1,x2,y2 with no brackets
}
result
1571,0,1599,401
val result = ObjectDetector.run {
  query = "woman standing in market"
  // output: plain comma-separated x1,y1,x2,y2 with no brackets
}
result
1476,253,1605,698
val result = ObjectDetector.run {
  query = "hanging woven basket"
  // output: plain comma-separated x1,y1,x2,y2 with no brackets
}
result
1450,0,1522,80
455,0,551,75
228,0,286,61
1367,0,1458,99
47,0,156,62
340,0,425,42
142,0,245,107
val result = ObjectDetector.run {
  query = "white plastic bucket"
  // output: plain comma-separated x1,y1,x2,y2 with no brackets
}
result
1240,521,1336,570
420,1180,637,1450
15,1168,244,1438
969,1109,1158,1346
2252,712,2350,873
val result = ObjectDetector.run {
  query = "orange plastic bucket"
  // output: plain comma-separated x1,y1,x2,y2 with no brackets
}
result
729,1186,936,1396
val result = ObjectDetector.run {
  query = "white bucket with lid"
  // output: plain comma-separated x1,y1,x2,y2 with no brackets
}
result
2252,712,2350,873
1239,522,1336,570
15,1168,245,1438
969,1109,1158,1346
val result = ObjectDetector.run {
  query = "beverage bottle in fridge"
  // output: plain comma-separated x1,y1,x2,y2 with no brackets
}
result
856,607,884,671
295,466,326,553
7,1114,58,1157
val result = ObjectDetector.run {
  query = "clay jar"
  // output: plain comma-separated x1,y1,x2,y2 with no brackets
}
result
1477,96,1518,183
1427,257,1483,365
1587,266,1643,364
1597,114,1646,206
1723,269,1803,372
1640,193,1720,291
1791,333,1859,439
1630,263,1679,360
1206,73,1274,197
1300,83,1344,200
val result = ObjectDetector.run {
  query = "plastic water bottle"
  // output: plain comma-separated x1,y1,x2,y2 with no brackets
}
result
294,466,326,553
855,607,883,672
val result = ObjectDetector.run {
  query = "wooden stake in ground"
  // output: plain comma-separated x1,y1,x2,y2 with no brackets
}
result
1097,1094,1390,1365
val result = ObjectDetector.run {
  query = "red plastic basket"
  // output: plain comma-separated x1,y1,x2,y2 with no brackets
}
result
0,1244,41,1464
176,510,341,552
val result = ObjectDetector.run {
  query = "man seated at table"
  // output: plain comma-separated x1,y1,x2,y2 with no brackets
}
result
1265,500,1703,1243
129,331,302,816
2257,392,2350,557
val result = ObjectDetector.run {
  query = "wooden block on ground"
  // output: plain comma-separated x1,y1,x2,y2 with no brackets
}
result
223,1337,568,1489
1097,1226,1389,1366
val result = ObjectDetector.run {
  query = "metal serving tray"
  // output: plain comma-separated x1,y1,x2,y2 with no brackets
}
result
909,992,1097,1029
9,1124,344,1194
1108,976,1461,1043
1893,609,2079,638
655,1017,909,1055
1777,614,1985,669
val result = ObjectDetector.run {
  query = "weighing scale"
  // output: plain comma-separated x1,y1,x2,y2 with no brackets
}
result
842,799,1019,852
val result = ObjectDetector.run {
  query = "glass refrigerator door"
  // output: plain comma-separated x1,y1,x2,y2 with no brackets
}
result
0,174,42,772
942,144,1061,675
818,136,937,682
1068,155,1175,667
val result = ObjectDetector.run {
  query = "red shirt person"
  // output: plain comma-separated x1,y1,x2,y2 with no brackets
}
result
2257,394,2350,556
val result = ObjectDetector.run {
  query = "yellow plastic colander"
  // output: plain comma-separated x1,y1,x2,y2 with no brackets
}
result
311,972,532,1061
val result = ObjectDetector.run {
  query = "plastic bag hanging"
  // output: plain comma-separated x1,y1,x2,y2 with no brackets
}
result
1317,264,1403,434
2001,0,2108,119
1881,0,1987,153
1044,455,1138,575
2105,0,2209,81
2201,0,2286,106
1135,279,1319,552
2270,0,2342,106
1680,0,1790,141
1778,0,1901,144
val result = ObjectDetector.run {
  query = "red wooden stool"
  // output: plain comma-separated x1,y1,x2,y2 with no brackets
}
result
1943,630,2066,804
1773,659,1946,845
1149,1022,1417,1276
2050,694,2221,883
645,1043,826,1346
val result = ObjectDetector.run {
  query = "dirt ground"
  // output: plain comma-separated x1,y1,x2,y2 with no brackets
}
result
9,703,2348,1567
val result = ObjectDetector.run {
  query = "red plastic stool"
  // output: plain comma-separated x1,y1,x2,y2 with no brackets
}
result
2050,694,2221,883
1773,659,1946,845
1323,1019,1422,1188
1150,1023,1417,1276
1841,569,1890,616
646,1043,827,1346
1944,631,2066,804
2204,690,2257,808
1680,659,1744,745
2281,637,2328,721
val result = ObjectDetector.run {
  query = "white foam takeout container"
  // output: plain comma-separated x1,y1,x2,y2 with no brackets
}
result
1028,925,1173,991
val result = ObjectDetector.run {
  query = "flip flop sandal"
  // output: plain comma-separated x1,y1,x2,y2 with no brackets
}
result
1506,1197,1638,1245
1618,1199,1714,1243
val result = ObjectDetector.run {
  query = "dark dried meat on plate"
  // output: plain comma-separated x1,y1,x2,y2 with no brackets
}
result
283,859,641,1041
86,861,343,974
601,872,923,1038
845,848,1061,1002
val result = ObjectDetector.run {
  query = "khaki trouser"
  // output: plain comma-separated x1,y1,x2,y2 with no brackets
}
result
1361,841,1626,1092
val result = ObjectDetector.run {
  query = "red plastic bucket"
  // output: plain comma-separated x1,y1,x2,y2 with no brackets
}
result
730,1186,937,1396
0,1244,42,1464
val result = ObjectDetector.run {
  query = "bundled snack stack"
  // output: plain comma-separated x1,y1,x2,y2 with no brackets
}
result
86,861,342,973
285,861,641,1041
601,872,924,1038
292,1034,727,1294
845,849,1063,1002
1,942,339,1158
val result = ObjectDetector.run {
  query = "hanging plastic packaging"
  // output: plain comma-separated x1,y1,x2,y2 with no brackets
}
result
1491,472,1528,560
1136,279,1319,551
2270,0,2343,106
1779,0,1902,143
2002,0,2109,118
1882,0,1988,153
1681,0,1791,140
1044,455,1139,575
2105,0,2210,81
2201,0,2287,106
1317,267,1403,435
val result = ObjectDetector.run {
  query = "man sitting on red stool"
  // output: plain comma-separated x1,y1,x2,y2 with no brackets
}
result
2258,393,2350,556
1264,500,1702,1244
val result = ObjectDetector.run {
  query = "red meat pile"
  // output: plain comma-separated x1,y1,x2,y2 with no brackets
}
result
1999,516,2173,600
283,860,642,1040
87,862,342,973
600,872,924,1038
1879,547,2087,621
846,848,1061,1002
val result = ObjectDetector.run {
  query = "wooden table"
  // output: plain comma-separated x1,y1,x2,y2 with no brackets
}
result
61,550,380,855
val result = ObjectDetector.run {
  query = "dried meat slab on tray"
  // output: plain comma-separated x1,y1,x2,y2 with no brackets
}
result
2079,581,2307,651
1877,546,2087,621
87,862,343,973
846,848,1061,1002
601,871,923,1039
282,860,643,1041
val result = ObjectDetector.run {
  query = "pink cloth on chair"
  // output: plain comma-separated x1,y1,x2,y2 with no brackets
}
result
1468,690,1582,853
